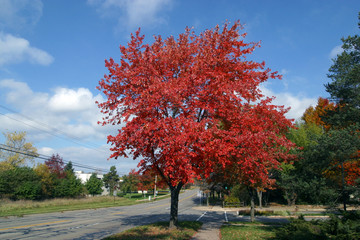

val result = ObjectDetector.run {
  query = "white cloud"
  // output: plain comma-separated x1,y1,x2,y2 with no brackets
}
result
49,88,95,112
0,79,115,141
38,147,55,156
88,0,173,30
0,32,54,66
260,85,317,120
329,45,343,59
0,0,43,32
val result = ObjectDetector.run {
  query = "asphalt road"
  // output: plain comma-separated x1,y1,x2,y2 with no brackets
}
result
0,189,236,240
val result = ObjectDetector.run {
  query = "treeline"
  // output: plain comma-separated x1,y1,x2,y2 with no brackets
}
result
0,154,83,200
0,145,169,200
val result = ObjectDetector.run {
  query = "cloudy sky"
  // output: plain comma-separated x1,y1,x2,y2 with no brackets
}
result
0,0,359,174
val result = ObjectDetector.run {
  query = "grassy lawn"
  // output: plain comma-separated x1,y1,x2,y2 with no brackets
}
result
103,221,202,240
0,193,169,217
221,222,284,240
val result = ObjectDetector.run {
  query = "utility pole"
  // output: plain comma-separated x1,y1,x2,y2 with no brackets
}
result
154,175,157,199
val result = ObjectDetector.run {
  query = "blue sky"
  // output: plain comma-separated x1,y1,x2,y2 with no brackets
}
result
0,0,359,174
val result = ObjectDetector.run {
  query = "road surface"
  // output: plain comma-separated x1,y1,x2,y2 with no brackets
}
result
0,189,236,240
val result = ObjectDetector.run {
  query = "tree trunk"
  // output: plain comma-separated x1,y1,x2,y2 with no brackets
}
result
264,191,270,207
341,162,347,211
248,187,255,222
256,189,263,208
169,182,183,229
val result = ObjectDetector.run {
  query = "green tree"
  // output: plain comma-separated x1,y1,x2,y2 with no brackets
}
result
323,13,360,210
0,131,38,171
281,122,338,205
85,173,103,196
54,173,83,198
64,161,74,174
120,169,139,197
325,13,360,128
103,166,119,196
319,126,360,210
0,166,43,200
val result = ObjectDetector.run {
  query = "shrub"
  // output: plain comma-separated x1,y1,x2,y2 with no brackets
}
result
275,218,327,240
276,211,360,240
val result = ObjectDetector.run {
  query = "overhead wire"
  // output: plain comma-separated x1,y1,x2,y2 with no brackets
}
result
0,104,129,175
0,104,109,154
0,143,109,173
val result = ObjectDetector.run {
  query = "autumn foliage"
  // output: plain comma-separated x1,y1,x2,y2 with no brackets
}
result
324,157,360,186
97,21,295,226
302,97,336,131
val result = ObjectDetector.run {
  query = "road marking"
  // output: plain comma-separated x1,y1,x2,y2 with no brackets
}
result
0,220,70,231
224,211,228,222
111,211,125,215
196,212,207,221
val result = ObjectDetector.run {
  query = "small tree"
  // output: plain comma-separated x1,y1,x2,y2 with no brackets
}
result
0,131,38,171
120,169,139,197
45,153,66,179
86,173,103,196
34,163,54,198
64,161,74,174
103,166,119,196
54,173,83,198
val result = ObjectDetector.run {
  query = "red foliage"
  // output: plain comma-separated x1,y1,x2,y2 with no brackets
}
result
136,169,167,191
45,153,65,179
97,21,295,189
324,152,360,186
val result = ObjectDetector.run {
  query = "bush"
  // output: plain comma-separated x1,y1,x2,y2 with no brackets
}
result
15,182,43,200
276,211,360,240
223,195,240,204
0,167,44,200
275,218,326,240
117,192,125,197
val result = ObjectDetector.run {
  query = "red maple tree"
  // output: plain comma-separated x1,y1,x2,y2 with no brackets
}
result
45,153,65,179
97,21,295,227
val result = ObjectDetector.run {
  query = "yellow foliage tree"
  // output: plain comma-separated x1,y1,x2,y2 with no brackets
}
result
0,131,38,171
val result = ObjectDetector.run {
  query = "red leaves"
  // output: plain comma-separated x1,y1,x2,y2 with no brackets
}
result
97,21,295,188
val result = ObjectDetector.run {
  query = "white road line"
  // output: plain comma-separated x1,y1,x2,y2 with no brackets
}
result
224,211,228,222
196,212,207,221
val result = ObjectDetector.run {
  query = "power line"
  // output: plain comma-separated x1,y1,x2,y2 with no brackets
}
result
0,143,109,173
0,104,109,154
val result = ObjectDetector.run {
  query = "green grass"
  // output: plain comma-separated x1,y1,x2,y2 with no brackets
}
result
0,195,169,217
103,221,202,240
221,222,280,240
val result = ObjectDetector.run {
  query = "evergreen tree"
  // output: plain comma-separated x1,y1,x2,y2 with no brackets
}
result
322,13,360,210
86,173,103,196
325,13,360,128
103,166,119,196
